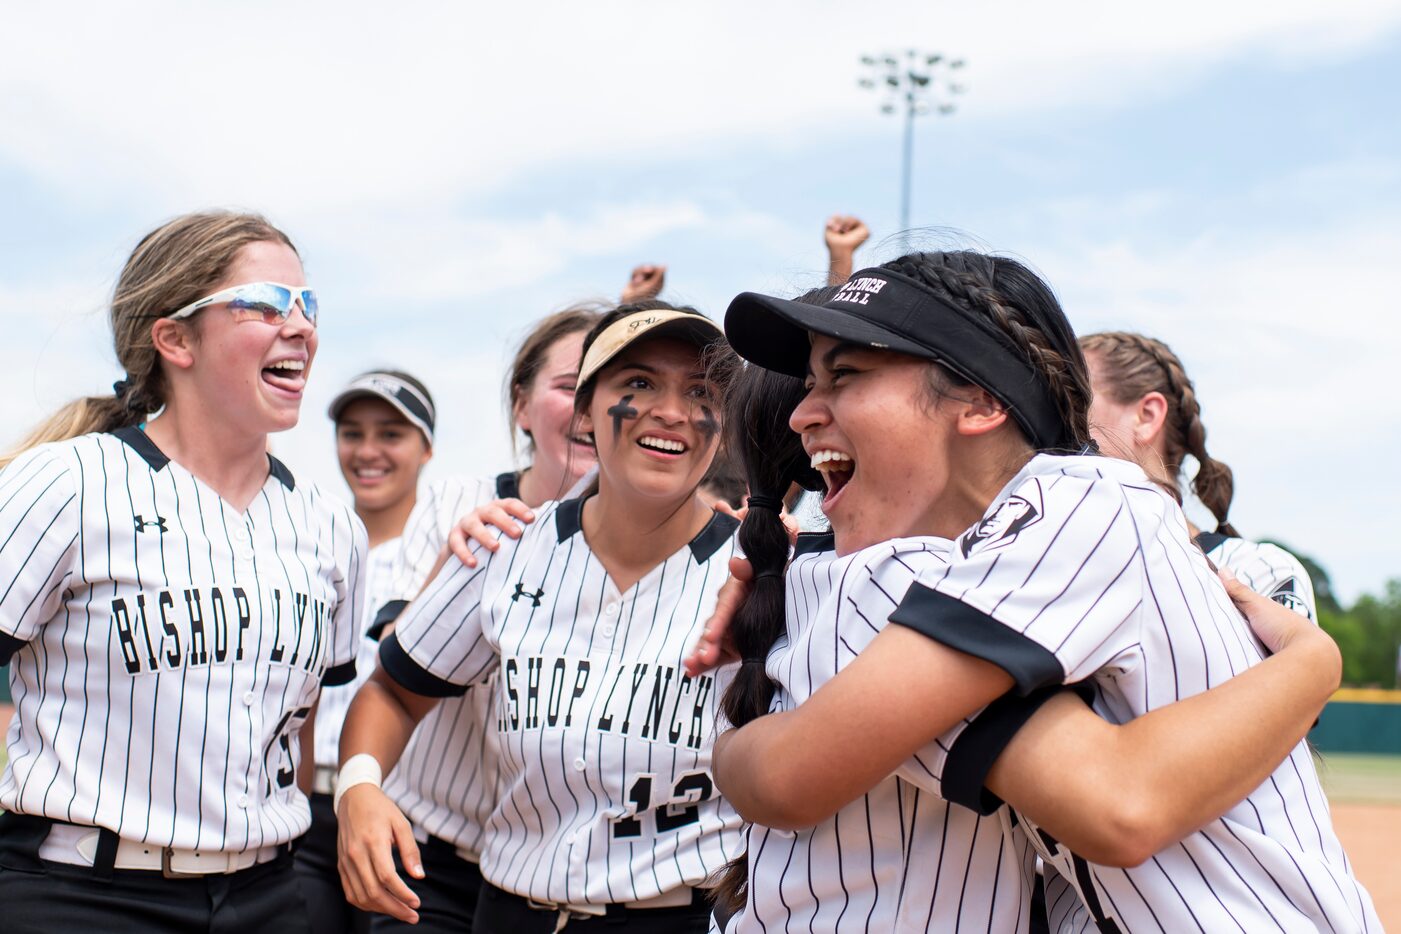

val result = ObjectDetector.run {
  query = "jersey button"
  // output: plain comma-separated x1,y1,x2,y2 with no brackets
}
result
572,757,586,771
600,624,614,638
237,794,250,808
243,691,255,706
604,604,618,617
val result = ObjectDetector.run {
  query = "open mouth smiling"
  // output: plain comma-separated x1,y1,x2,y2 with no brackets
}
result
637,434,688,458
261,358,307,394
811,449,854,505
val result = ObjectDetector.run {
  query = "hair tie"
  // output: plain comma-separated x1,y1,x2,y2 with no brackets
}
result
112,377,132,399
746,494,784,512
741,655,768,667
753,570,784,583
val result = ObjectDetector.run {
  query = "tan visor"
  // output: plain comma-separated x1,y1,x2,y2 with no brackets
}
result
576,309,724,388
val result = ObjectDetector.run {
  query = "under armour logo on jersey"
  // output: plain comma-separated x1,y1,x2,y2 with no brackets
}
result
512,582,545,607
133,514,168,534
959,491,1041,557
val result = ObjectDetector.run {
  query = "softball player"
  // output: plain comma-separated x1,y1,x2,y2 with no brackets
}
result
711,250,1377,932
338,303,742,933
295,369,438,934
0,211,365,933
1082,330,1317,619
353,307,601,933
702,339,1344,932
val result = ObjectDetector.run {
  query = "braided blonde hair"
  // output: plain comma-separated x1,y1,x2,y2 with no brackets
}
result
1080,331,1238,536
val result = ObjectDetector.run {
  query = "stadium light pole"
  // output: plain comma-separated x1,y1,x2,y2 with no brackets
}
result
859,50,966,246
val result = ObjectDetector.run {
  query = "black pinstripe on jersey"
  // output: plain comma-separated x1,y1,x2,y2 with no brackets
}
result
0,430,366,852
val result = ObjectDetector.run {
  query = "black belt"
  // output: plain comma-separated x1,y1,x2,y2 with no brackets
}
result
476,878,707,930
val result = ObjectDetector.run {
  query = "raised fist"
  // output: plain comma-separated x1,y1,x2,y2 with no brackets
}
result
621,264,666,304
824,215,870,255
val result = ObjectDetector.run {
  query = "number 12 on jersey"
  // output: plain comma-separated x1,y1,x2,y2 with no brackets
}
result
611,771,716,839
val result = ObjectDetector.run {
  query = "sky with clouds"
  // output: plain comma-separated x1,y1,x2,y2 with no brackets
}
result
2,0,1398,601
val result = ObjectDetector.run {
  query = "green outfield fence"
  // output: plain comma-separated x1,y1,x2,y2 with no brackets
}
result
1311,689,1401,755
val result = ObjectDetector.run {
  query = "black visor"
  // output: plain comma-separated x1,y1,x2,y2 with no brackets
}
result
725,267,1068,450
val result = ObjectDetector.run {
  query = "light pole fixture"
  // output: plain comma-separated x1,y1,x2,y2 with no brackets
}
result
859,50,966,243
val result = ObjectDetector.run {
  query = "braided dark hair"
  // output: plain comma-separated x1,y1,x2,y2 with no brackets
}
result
880,251,1094,451
710,291,829,916
1081,331,1238,536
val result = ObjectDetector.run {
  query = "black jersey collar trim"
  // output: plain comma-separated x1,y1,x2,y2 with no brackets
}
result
267,454,295,490
112,426,295,490
689,510,740,563
793,531,835,556
556,497,585,542
112,425,169,470
554,496,738,564
496,471,520,500
1192,530,1231,554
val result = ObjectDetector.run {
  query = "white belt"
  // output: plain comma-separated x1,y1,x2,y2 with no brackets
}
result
313,764,338,797
39,823,284,877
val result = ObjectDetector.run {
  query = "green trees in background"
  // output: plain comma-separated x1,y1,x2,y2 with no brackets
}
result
1272,541,1401,689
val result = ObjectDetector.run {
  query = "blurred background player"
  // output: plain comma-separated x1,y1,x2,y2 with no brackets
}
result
346,306,602,933
296,369,438,934
1081,331,1317,617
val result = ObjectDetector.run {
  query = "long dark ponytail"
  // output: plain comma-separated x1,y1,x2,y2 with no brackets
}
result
710,296,827,916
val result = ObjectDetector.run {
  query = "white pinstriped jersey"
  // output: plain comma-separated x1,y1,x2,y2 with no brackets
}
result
311,475,511,772
893,454,1379,933
382,495,743,906
0,429,365,851
380,473,516,856
312,537,399,770
722,535,1039,933
1198,533,1318,622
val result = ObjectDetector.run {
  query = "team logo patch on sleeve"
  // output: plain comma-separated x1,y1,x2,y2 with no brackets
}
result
959,489,1042,557
1268,578,1313,619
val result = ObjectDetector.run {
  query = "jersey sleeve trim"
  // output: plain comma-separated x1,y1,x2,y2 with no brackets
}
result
367,599,409,641
942,685,1090,814
889,581,1065,694
0,631,25,666
322,660,356,687
380,632,469,697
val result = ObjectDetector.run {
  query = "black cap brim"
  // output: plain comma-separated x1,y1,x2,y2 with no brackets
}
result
725,292,938,377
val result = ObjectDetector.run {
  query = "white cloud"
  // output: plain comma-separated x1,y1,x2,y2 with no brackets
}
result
3,0,1399,215
1036,216,1401,599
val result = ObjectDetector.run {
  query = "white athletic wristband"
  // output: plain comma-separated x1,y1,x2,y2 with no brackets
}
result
333,753,383,816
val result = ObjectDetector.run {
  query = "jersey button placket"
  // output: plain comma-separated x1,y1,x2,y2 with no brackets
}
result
232,521,255,563
600,601,618,638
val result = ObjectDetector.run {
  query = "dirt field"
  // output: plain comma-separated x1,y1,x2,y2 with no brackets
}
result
1318,753,1401,930
1330,802,1400,929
